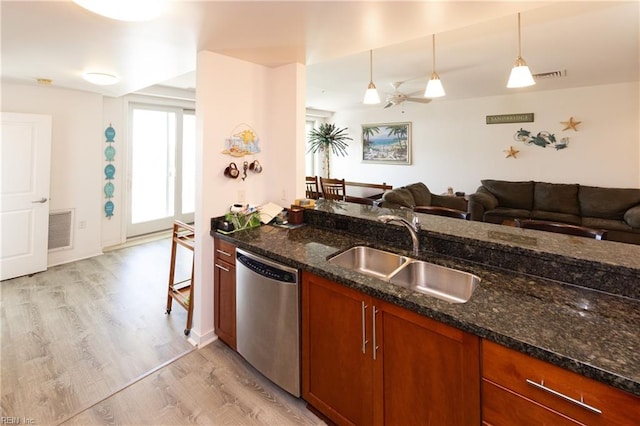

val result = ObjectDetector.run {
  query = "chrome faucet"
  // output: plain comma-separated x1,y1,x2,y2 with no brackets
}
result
378,214,421,256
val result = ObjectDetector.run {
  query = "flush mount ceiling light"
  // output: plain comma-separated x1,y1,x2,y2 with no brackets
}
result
507,13,536,88
363,50,381,105
83,72,120,86
424,34,445,98
72,0,168,22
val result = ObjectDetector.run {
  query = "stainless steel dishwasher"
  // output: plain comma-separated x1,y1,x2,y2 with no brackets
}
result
235,248,300,397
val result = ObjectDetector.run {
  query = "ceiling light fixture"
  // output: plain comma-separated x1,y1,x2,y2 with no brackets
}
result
83,72,120,86
507,13,536,88
424,34,445,98
363,50,381,104
72,0,168,22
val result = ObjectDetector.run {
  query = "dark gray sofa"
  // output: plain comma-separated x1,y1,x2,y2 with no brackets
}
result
468,179,640,244
380,182,467,212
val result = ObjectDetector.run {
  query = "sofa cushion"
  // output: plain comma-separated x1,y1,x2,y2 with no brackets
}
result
624,205,640,228
404,182,432,206
530,210,582,226
579,186,640,220
582,217,632,232
382,188,415,208
484,207,531,224
481,179,534,210
534,182,580,216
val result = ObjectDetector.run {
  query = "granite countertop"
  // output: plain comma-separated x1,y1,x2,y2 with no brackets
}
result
210,206,640,398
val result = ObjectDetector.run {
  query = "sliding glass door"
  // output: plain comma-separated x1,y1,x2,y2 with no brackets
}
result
127,104,195,237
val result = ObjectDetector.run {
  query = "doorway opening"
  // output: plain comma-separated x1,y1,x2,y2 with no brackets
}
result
127,104,195,238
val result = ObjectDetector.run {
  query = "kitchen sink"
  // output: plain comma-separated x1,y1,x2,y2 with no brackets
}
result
328,246,480,303
389,260,480,303
328,246,409,279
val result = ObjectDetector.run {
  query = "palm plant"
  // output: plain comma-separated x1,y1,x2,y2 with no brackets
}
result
307,123,352,178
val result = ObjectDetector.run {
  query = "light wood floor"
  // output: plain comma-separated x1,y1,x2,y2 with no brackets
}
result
1,238,323,426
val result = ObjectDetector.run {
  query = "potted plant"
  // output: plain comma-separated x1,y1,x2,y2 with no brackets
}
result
307,123,352,178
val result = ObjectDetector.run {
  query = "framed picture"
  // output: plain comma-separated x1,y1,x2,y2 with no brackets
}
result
362,122,411,165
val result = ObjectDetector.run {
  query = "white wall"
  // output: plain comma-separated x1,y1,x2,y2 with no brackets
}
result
193,51,305,346
330,82,640,194
2,82,103,265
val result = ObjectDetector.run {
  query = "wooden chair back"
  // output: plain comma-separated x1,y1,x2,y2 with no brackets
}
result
414,206,470,220
515,219,607,240
320,177,346,201
306,176,320,199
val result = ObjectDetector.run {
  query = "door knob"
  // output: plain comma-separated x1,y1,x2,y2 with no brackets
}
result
32,197,48,203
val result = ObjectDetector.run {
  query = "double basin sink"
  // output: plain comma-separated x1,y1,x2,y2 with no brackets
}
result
328,246,480,303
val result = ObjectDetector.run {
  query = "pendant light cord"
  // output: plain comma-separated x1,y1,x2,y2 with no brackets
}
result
517,12,522,58
432,34,436,71
369,50,374,83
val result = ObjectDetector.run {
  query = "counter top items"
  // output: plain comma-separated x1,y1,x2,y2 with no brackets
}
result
468,179,640,244
210,200,640,398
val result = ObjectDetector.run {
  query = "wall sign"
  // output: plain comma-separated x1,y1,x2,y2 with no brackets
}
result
486,113,534,124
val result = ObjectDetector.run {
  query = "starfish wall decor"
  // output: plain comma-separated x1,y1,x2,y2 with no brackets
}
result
504,146,520,158
561,116,581,131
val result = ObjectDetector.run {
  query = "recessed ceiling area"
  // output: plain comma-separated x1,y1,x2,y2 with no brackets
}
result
1,1,637,111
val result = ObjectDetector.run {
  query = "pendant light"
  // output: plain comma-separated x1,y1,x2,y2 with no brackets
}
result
424,34,445,98
363,50,381,104
507,13,535,88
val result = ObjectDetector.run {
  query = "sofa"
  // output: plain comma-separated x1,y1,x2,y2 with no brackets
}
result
380,182,468,212
468,179,640,244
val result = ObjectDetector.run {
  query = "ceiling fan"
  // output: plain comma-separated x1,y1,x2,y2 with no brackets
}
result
384,81,431,108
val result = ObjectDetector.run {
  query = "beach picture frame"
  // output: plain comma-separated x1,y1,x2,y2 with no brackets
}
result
362,122,412,165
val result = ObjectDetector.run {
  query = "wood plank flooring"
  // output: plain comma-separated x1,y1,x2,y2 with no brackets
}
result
1,238,323,425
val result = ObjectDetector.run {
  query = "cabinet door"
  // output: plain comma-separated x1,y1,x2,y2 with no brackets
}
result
214,258,236,349
374,300,480,425
302,272,373,426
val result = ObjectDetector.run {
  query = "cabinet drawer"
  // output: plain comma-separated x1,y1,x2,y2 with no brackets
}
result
214,238,236,263
482,339,640,425
482,379,580,425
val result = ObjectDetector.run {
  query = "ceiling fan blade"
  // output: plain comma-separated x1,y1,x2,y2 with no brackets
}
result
406,97,432,104
384,102,393,108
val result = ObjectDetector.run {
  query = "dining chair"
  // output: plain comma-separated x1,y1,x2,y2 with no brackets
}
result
414,206,470,220
320,177,346,201
305,176,320,199
515,219,608,240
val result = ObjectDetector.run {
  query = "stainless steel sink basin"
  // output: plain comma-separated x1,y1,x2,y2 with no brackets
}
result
389,261,480,303
328,246,409,279
328,246,480,303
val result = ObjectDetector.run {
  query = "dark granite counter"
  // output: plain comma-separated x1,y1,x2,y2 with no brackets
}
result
210,200,640,397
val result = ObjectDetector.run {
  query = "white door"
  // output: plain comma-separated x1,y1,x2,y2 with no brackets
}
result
1,112,52,280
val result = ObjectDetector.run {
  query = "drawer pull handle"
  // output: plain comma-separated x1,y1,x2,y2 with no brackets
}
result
525,379,602,415
215,263,229,272
216,249,232,257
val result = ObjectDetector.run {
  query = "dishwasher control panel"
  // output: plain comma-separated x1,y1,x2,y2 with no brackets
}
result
237,252,297,283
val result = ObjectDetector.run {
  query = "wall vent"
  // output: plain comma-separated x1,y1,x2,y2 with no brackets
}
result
533,70,567,80
48,210,74,251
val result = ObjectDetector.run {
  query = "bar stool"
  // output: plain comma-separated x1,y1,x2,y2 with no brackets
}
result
166,220,195,335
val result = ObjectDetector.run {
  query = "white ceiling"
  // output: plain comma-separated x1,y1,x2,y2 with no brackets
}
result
2,1,638,112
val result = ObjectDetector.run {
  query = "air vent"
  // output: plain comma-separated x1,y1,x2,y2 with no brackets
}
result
533,70,567,80
48,210,74,251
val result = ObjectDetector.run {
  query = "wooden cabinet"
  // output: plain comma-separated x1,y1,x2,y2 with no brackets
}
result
302,271,373,425
213,236,236,349
375,299,480,425
482,339,640,425
302,271,480,425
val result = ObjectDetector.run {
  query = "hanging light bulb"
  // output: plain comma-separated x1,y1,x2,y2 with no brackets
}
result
363,50,381,104
424,34,445,98
507,13,535,88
